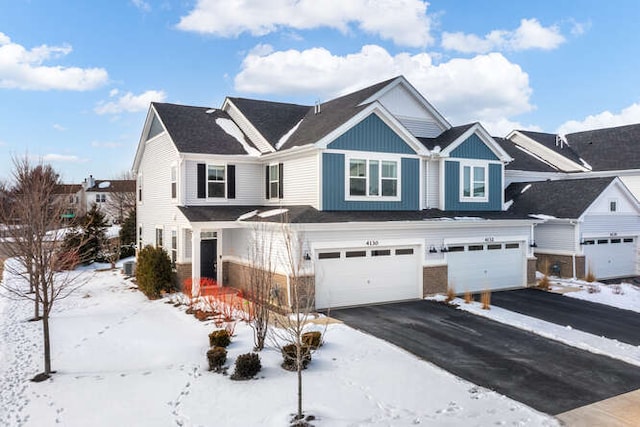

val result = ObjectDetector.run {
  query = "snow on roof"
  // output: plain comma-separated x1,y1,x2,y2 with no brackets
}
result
276,118,303,150
237,210,258,221
520,184,532,194
579,157,593,171
528,214,557,220
98,181,111,189
258,208,289,218
215,117,261,156
503,199,514,210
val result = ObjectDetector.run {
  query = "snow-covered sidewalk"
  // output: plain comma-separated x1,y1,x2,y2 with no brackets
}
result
0,264,557,426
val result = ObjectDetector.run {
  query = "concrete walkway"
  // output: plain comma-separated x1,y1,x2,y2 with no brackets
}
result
557,388,640,426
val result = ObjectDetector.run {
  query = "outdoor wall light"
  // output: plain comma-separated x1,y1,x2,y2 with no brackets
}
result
440,246,449,253
429,246,438,253
529,242,538,248
303,252,311,261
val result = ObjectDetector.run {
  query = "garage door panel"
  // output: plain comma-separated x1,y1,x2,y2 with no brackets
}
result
315,246,419,309
447,242,524,293
582,237,637,279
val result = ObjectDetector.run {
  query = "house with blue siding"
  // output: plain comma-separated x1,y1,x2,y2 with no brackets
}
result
132,76,540,310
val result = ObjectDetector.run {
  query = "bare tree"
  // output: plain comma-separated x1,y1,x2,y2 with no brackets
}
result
103,171,136,224
0,156,87,380
244,223,276,351
269,215,316,423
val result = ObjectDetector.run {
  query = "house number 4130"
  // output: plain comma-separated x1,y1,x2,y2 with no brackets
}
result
365,240,379,246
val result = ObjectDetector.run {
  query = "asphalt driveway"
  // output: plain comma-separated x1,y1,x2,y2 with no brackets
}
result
490,288,640,345
330,300,640,415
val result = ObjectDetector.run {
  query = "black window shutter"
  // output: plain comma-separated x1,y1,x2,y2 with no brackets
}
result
278,163,284,199
265,165,270,199
227,165,236,199
197,163,206,198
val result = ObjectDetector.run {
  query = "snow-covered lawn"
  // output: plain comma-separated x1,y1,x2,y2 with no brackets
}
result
0,261,557,427
548,277,640,313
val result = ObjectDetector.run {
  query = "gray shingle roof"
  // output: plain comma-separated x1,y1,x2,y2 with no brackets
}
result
227,98,310,148
418,123,475,151
86,180,135,193
518,130,583,166
566,123,640,171
152,103,258,155
494,137,558,172
505,177,615,219
179,205,532,223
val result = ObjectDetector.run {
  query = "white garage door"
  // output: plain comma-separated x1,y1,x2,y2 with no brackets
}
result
582,237,637,279
447,242,525,293
315,246,420,309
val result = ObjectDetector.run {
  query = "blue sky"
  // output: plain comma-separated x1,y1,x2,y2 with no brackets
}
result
1,0,640,183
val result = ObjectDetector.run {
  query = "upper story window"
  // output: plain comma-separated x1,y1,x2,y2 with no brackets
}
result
170,166,177,199
138,174,143,203
609,199,618,212
207,165,226,198
265,163,283,199
96,194,106,203
348,157,399,199
461,162,487,202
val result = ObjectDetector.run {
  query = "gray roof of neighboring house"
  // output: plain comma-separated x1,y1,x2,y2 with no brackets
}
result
518,130,583,166
178,205,533,223
227,98,310,148
494,137,559,172
566,123,640,171
418,123,475,151
86,179,135,193
505,177,615,219
152,102,258,155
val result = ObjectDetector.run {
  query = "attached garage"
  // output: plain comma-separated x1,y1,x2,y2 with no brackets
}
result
447,241,526,293
582,237,637,279
314,245,421,309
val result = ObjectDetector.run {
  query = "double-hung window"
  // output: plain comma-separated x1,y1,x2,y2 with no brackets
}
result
207,165,225,198
96,194,106,203
348,158,399,198
170,229,177,267
461,164,487,201
170,166,177,199
155,227,163,248
269,164,279,198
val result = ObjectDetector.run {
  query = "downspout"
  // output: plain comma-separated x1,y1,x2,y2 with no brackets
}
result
571,220,578,279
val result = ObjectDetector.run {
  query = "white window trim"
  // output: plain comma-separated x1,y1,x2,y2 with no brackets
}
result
459,159,489,203
345,153,402,202
268,163,280,199
206,164,227,199
137,173,143,205
155,226,164,249
170,164,178,200
170,228,178,266
608,198,618,213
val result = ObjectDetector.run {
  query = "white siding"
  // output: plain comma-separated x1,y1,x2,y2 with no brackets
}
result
534,222,576,252
620,175,640,201
137,134,190,252
265,152,319,208
587,183,638,214
581,215,640,236
426,160,439,208
377,85,444,138
184,160,263,206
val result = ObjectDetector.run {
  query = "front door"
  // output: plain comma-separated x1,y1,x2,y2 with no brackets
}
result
200,239,217,280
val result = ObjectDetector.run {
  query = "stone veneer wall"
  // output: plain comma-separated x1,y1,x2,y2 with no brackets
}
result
174,263,192,290
423,265,448,295
535,253,586,279
223,261,291,308
527,258,537,285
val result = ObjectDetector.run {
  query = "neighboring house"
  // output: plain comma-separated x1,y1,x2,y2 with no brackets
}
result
52,184,84,222
133,76,540,310
505,177,640,280
83,176,136,224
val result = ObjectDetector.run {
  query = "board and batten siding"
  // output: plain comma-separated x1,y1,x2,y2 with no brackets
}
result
444,161,502,211
533,223,576,252
184,160,263,206
265,152,319,208
450,134,499,161
376,83,445,138
425,159,439,209
328,114,417,154
322,153,419,210
137,133,188,248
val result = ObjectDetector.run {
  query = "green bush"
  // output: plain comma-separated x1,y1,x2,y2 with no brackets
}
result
231,352,261,380
301,331,322,350
135,245,174,299
281,344,311,371
208,329,231,348
206,346,227,372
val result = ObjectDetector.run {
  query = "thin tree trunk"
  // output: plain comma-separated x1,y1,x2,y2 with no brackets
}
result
297,360,303,419
42,310,51,375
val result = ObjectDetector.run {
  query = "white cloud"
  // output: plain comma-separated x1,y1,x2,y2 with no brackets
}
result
95,89,166,115
556,103,640,135
53,124,66,131
91,141,123,149
176,0,433,47
0,32,108,91
482,118,543,138
132,0,151,12
569,19,591,36
235,45,533,128
442,18,565,53
43,154,89,163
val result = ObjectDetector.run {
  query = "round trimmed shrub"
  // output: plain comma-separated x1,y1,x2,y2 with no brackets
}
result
135,245,174,299
231,352,261,380
206,346,227,372
208,329,231,348
281,344,311,371
301,331,322,350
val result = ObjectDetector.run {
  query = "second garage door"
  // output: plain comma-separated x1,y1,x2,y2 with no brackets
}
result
315,246,421,309
447,241,525,293
582,237,637,279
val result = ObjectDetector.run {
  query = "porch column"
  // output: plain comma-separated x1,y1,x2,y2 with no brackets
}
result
191,226,201,295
